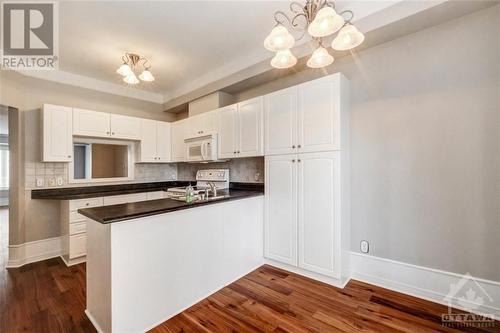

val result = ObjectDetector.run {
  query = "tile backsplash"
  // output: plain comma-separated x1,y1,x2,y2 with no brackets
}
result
176,157,264,183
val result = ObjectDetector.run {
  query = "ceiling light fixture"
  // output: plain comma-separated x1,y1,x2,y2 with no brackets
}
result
117,53,155,85
264,0,364,69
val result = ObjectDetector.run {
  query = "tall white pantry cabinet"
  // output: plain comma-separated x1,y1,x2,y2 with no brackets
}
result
264,73,350,287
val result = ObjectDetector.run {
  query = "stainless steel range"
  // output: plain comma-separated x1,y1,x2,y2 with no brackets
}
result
166,169,230,201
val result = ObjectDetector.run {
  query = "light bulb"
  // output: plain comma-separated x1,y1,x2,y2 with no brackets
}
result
307,46,334,69
139,69,155,82
270,49,297,69
307,6,344,38
116,63,132,77
332,24,365,51
123,73,139,85
264,25,295,52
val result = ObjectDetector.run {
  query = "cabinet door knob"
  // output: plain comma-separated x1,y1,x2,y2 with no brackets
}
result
158,157,161,160
298,145,301,148
292,159,295,163
106,131,110,134
68,155,71,158
298,159,301,163
292,145,296,149
112,132,115,135
237,151,240,154
233,151,236,154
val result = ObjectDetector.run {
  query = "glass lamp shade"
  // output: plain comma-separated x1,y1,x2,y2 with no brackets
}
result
264,25,295,52
139,69,155,82
123,73,140,85
331,24,365,51
307,6,344,38
116,63,133,77
270,49,297,69
307,46,334,68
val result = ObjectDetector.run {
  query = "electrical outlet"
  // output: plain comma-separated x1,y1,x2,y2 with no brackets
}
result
360,240,369,254
56,177,64,186
254,172,261,182
48,178,56,186
36,177,44,187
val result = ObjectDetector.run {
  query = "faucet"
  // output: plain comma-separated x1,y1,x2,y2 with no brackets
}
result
207,182,217,197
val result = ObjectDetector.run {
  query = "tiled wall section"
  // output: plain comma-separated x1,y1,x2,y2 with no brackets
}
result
176,157,264,183
25,162,178,189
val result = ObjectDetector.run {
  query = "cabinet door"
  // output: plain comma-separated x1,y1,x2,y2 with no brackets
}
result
297,151,340,278
264,154,297,266
73,108,111,138
139,119,157,163
186,114,204,138
42,104,73,162
171,119,187,162
264,86,298,155
238,97,263,157
156,121,171,162
110,114,141,140
218,104,238,159
297,75,340,153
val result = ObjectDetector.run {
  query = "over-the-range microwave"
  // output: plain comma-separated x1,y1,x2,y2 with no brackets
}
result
185,133,219,162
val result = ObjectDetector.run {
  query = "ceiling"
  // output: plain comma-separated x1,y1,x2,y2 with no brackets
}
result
17,0,491,107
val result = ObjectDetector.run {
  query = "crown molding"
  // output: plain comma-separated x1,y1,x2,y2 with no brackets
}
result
17,69,166,104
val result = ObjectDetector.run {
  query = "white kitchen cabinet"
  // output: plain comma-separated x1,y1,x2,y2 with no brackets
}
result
103,193,148,206
297,75,341,153
218,97,263,159
185,110,217,138
264,152,344,280
138,119,171,163
110,114,141,140
264,86,297,155
264,154,297,266
265,73,348,155
42,104,73,162
73,108,111,138
171,118,187,162
217,104,238,159
297,151,340,278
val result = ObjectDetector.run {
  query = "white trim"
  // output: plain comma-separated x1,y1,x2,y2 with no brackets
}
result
85,310,105,333
7,237,62,268
350,252,500,318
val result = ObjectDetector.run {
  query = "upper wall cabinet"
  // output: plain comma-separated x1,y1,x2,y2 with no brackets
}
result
138,119,171,163
218,97,264,159
73,108,141,140
73,108,111,138
110,114,141,140
42,104,73,162
185,110,218,139
265,73,347,155
171,118,187,162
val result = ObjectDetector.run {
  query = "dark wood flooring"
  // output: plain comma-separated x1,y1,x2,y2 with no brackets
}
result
1,258,498,333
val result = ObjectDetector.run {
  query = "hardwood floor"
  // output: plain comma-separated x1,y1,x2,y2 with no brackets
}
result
0,253,498,332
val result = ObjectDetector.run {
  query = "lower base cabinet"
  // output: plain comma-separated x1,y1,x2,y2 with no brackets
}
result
264,151,349,283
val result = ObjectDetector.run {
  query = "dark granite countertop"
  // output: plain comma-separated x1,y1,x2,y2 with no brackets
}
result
78,184,264,224
31,181,192,200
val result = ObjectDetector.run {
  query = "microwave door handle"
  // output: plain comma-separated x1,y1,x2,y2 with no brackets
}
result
201,142,208,160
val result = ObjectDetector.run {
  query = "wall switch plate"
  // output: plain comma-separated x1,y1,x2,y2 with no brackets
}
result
360,240,369,253
36,177,44,187
56,177,64,186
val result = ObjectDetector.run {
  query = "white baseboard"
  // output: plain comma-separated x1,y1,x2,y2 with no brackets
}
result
7,237,61,268
85,309,105,333
350,252,500,318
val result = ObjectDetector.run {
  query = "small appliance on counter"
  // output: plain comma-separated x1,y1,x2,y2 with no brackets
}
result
165,169,229,202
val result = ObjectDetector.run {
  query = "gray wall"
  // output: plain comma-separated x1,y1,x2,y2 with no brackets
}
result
235,6,500,281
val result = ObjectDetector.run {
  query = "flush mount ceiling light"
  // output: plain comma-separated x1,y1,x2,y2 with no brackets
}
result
264,0,364,69
116,53,155,85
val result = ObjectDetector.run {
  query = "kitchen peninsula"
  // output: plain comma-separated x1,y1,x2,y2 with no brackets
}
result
78,183,264,333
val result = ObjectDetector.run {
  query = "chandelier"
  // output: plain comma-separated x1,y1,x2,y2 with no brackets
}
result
264,0,365,69
116,53,155,85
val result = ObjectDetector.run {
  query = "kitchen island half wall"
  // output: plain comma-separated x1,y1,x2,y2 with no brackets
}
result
83,191,264,333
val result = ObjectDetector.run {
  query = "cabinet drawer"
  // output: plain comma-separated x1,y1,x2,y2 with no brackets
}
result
146,191,165,200
70,211,87,223
70,221,86,235
103,193,148,206
69,234,86,259
69,197,103,211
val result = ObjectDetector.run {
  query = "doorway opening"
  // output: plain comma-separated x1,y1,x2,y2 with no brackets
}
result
0,105,9,266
